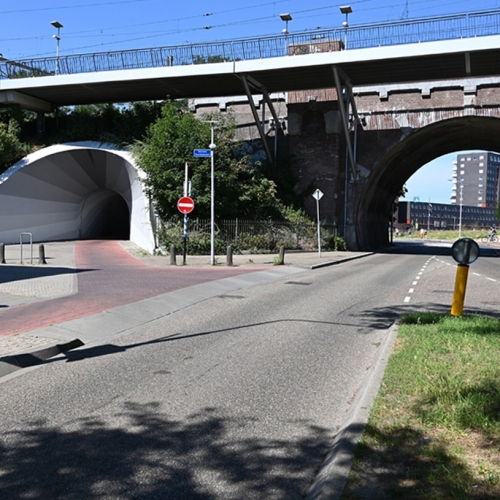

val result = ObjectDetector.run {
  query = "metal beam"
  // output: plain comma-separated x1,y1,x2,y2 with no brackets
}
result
245,75,284,134
0,90,53,112
333,66,357,179
239,75,274,163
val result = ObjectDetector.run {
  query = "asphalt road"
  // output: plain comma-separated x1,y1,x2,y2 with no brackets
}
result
0,243,493,499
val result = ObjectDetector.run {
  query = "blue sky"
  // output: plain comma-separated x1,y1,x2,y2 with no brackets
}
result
1,0,499,59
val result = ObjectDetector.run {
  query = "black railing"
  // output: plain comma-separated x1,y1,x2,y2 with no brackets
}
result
1,9,500,79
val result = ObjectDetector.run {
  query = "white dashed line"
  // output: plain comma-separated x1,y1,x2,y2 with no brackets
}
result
487,278,497,282
415,276,420,280
404,296,411,303
473,273,481,276
409,288,414,293
412,281,418,285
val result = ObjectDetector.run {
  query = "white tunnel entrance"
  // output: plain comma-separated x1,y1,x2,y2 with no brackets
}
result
0,143,154,252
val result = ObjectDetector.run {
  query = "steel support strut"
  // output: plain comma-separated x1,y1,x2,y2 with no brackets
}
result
333,66,358,180
240,74,275,163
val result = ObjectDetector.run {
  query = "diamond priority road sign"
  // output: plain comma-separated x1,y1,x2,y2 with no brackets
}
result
177,196,195,214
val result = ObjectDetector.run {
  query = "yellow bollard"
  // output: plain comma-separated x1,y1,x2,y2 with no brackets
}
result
451,264,469,316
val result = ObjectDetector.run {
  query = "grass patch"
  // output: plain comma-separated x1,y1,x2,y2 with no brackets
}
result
342,313,500,499
399,229,487,241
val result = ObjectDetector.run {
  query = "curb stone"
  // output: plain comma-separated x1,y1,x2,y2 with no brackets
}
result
304,322,399,499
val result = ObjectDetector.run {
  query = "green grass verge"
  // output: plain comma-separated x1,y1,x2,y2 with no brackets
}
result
342,313,500,499
398,229,488,241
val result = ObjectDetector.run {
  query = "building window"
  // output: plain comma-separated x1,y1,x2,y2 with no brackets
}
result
479,177,483,180
479,163,484,166
460,170,465,175
478,197,483,200
479,169,484,173
480,155,484,159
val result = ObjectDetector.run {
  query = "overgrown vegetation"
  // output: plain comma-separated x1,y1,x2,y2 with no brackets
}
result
0,102,163,174
133,101,306,222
343,313,500,499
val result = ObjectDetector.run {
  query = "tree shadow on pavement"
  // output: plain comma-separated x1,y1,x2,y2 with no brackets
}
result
58,314,396,364
0,402,331,499
342,423,499,500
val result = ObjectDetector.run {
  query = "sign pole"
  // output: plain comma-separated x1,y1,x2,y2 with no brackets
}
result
183,162,189,265
209,123,216,266
312,189,324,257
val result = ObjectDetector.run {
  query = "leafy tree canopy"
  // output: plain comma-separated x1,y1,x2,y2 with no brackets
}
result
0,121,25,173
133,101,284,220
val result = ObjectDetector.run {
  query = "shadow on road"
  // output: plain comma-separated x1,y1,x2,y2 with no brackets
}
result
0,402,330,499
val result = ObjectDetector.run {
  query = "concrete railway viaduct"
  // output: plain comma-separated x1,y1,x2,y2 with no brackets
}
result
3,11,500,250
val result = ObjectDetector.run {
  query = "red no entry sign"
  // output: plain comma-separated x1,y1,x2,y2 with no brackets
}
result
177,196,195,214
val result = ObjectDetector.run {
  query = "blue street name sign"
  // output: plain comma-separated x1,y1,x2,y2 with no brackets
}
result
193,149,212,158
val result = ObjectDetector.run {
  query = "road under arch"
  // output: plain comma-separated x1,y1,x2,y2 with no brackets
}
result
356,116,500,249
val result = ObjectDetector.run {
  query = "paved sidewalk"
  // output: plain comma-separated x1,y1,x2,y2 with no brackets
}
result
0,240,372,376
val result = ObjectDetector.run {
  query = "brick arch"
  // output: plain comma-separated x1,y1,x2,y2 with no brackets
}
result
354,116,500,250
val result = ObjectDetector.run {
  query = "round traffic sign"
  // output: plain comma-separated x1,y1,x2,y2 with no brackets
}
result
177,196,195,214
451,238,479,265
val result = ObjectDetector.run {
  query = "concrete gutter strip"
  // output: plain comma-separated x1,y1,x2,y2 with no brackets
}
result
0,338,84,378
305,322,399,500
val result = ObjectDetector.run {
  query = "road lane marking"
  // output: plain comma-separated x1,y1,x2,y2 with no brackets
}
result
487,278,497,282
412,281,418,285
409,288,414,293
404,296,411,303
473,273,481,276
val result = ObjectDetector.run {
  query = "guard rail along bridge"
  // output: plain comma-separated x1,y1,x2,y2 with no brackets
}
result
2,9,500,249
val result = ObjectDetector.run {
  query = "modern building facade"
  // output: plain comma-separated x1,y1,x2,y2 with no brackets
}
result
451,152,500,208
397,201,498,230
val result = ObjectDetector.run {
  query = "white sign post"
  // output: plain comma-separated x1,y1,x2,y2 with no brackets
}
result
312,189,324,257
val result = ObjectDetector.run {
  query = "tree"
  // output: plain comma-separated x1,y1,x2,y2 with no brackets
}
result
0,121,25,173
133,101,283,220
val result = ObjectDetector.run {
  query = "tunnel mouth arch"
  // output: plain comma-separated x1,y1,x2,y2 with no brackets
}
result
80,189,130,240
0,142,155,252
356,116,500,250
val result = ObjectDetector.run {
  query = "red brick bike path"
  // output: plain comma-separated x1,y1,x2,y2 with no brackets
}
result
0,240,266,337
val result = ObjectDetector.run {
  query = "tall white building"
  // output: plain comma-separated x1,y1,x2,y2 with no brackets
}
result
451,152,500,208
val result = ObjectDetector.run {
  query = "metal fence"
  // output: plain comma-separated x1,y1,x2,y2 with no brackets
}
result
2,9,500,79
162,218,339,251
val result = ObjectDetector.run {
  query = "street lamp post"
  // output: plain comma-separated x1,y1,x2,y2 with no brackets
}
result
51,21,63,75
209,121,217,265
279,13,292,55
339,6,352,49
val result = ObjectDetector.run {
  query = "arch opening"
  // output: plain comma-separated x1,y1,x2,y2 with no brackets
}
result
0,143,154,252
357,116,500,249
80,189,130,240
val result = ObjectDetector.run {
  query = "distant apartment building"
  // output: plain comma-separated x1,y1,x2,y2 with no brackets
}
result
451,152,500,208
397,201,498,230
